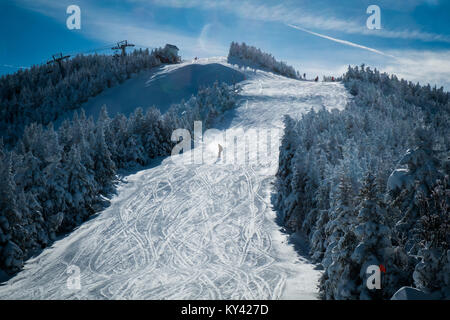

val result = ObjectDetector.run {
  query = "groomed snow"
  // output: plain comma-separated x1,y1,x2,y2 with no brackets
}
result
0,57,349,299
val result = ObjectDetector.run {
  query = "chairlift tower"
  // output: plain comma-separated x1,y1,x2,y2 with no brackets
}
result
47,53,70,77
112,40,135,57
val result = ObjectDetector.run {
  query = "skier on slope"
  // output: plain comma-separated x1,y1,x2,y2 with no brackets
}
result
314,76,319,82
218,144,223,159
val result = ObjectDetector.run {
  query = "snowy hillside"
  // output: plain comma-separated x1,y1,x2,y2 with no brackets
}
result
0,46,180,146
70,58,245,121
0,58,350,299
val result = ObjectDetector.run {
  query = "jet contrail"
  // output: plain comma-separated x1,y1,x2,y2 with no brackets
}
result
287,24,397,59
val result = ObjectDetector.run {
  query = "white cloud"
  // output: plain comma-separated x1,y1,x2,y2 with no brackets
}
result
149,0,450,43
382,50,450,90
290,49,450,91
14,0,450,43
14,0,450,45
87,22,226,59
12,0,226,58
196,23,227,57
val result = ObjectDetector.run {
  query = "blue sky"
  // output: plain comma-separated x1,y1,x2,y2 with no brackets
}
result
1,0,449,89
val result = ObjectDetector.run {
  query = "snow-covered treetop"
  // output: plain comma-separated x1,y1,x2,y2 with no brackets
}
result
227,42,301,79
0,45,181,147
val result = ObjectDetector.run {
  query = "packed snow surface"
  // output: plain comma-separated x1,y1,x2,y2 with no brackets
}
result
0,57,349,299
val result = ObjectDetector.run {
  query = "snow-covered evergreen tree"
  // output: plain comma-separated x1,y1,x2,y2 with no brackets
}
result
320,230,359,299
62,145,95,230
0,153,24,272
0,45,180,147
92,126,116,193
274,64,450,299
274,115,298,225
413,178,450,297
351,173,404,299
322,173,357,270
388,128,444,254
228,42,300,79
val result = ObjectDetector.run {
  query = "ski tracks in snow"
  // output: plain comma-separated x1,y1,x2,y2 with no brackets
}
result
0,62,350,300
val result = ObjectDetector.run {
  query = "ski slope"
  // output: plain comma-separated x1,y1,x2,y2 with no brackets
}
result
0,58,350,299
